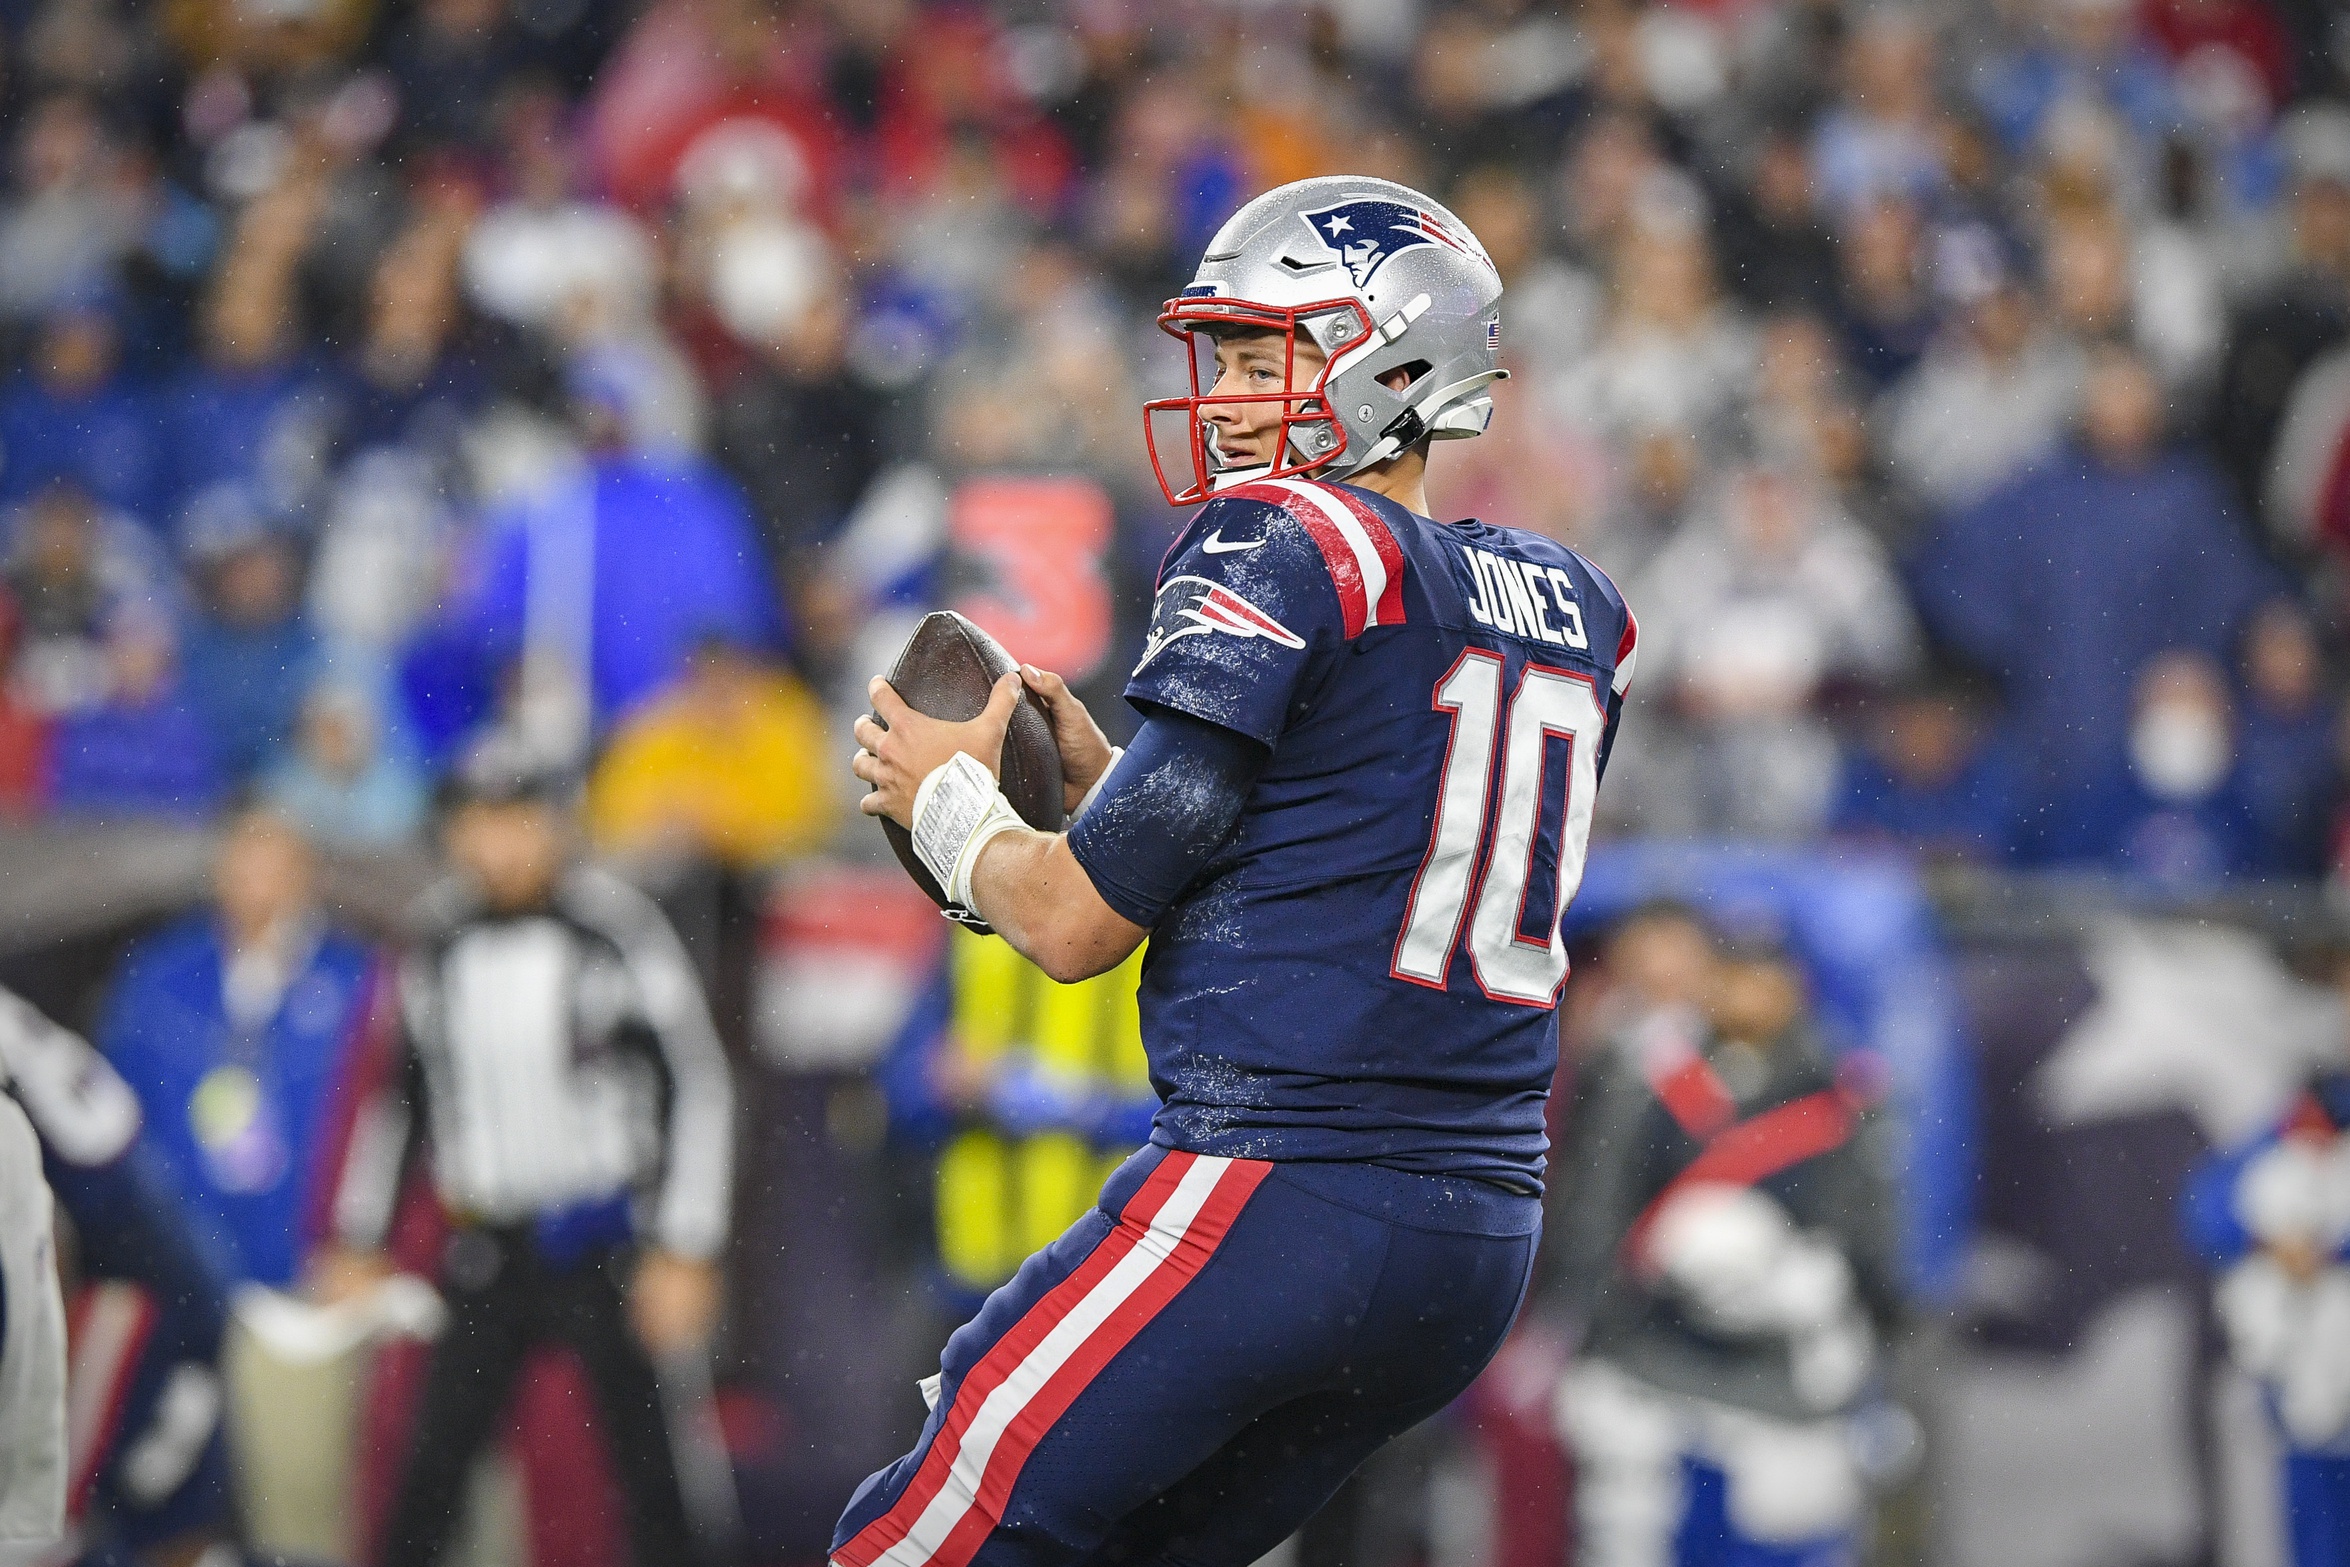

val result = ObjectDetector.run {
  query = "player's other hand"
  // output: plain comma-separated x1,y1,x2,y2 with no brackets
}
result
852,671,1021,828
1019,664,1115,814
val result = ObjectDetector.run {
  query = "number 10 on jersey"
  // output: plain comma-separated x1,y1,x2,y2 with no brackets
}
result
1392,652,1607,1006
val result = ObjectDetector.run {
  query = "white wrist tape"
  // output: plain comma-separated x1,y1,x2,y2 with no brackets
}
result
1074,747,1125,820
911,752,1026,910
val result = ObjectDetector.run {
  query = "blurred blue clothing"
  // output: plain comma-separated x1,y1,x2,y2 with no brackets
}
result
1675,1456,1854,1567
1973,43,2181,161
1909,446,2285,864
339,354,491,460
2183,1100,2350,1270
0,376,168,527
418,453,785,743
1810,111,1946,218
1831,294,1939,391
50,687,224,820
1829,741,2022,861
182,615,319,780
99,914,376,1288
2239,701,2337,876
2089,767,2262,885
159,358,338,525
2286,1453,2350,1567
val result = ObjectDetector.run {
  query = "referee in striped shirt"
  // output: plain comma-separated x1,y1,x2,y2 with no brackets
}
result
317,741,735,1567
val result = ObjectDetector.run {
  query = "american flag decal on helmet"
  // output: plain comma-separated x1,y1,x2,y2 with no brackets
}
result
1487,317,1501,349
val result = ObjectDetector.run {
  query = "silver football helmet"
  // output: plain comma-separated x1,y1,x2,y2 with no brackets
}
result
1144,174,1507,505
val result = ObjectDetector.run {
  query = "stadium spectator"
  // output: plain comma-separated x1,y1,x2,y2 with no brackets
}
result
3,478,176,719
1627,459,1921,839
1911,341,2285,862
2186,1053,2350,1567
2237,600,2339,873
587,631,838,871
1555,927,1904,1567
1831,673,2024,862
2094,649,2263,882
1831,196,1940,389
98,807,375,1289
178,487,318,782
261,678,430,850
1877,276,2081,516
416,380,786,757
712,266,894,599
160,184,340,527
1973,0,2182,175
0,293,167,526
2215,104,2350,523
1714,124,1842,316
0,95,137,322
0,587,51,814
48,608,224,819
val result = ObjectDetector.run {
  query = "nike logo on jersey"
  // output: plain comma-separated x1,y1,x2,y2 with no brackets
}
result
1460,546,1589,650
1201,530,1263,554
1134,575,1305,672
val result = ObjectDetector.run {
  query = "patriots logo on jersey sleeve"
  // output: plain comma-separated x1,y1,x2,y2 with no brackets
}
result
1135,575,1306,673
1300,200,1490,289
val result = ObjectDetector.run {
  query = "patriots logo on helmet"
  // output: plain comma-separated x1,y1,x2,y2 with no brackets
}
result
1135,575,1305,673
1301,200,1488,289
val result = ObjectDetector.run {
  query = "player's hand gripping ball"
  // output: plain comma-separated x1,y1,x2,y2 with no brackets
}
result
854,612,1065,929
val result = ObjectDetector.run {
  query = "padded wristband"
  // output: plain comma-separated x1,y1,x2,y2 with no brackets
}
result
911,752,1027,910
1073,747,1126,821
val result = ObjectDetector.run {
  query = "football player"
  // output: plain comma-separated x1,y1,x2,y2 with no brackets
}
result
846,175,1637,1567
0,988,237,1567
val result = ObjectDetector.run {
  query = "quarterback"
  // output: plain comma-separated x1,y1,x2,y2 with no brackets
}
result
845,175,1637,1567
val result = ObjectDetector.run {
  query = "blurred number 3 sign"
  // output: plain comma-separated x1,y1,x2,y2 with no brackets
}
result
949,477,1114,683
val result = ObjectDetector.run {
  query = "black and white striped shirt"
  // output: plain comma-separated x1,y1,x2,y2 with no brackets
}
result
335,866,735,1261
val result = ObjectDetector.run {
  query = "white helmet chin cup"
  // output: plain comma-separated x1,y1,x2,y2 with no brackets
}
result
1176,174,1508,483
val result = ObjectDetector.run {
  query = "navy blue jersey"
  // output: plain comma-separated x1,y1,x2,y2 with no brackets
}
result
1112,477,1636,1191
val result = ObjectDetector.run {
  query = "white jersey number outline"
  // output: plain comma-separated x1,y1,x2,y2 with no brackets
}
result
1391,652,1605,1006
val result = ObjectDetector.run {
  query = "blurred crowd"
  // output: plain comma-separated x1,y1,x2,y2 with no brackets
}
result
7,0,2350,1562
0,0,2345,887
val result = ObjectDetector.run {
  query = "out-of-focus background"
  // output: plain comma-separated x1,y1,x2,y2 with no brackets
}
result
3,0,2350,1564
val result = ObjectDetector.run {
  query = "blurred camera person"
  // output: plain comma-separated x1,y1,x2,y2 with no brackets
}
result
1556,926,1904,1567
314,737,734,1567
1543,904,1722,1337
2186,993,2350,1567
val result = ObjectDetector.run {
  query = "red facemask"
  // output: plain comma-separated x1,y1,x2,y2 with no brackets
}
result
1142,295,1374,506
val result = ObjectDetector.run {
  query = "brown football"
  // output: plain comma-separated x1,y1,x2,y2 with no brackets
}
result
875,611,1066,929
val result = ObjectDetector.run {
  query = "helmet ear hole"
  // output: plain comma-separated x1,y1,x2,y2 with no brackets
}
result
1380,360,1434,395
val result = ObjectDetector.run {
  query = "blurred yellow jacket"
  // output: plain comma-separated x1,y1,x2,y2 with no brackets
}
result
589,668,838,868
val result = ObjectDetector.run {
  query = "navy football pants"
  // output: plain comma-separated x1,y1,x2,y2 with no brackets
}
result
833,1145,1539,1567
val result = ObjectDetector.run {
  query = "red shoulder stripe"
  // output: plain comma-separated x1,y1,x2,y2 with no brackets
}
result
1324,484,1408,627
1226,480,1371,637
